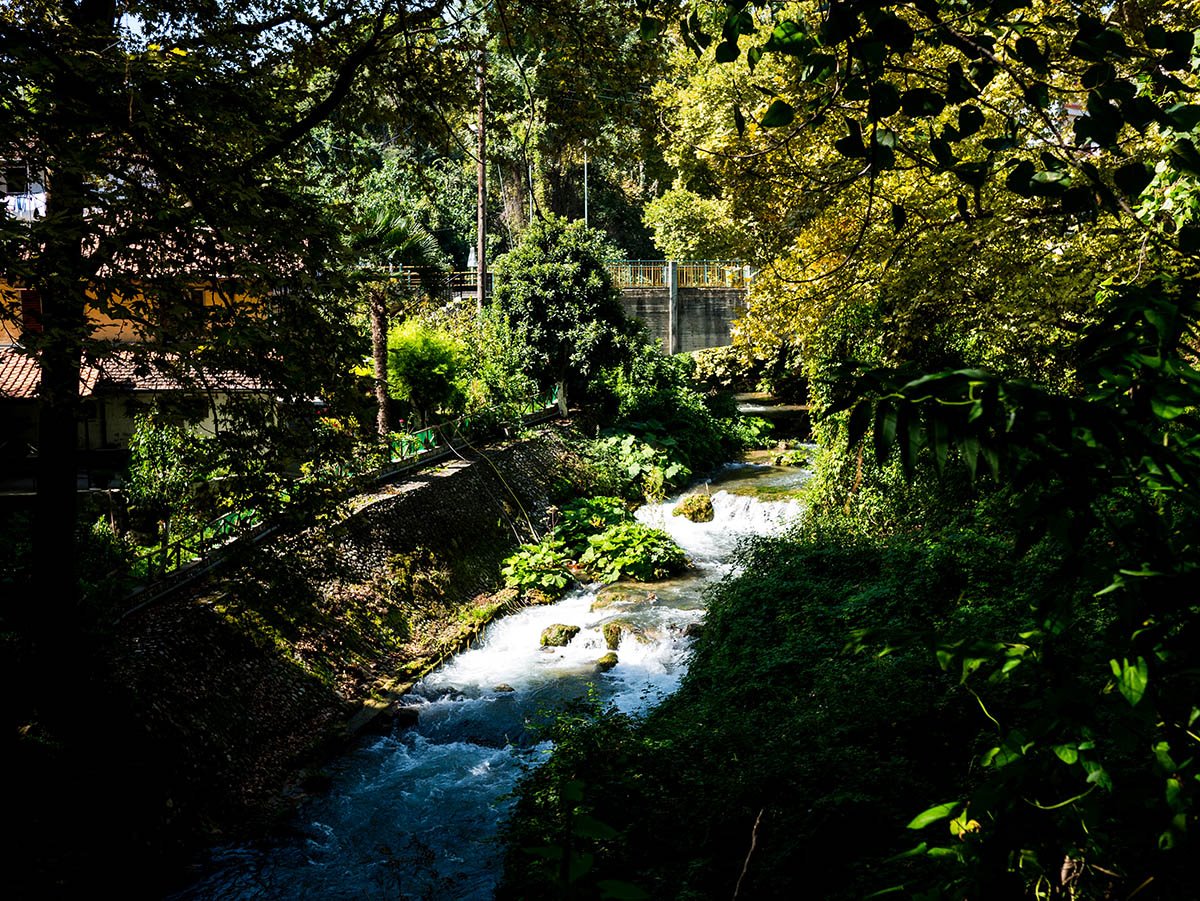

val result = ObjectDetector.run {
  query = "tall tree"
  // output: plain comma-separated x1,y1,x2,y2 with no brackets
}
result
673,0,1200,892
0,1,447,621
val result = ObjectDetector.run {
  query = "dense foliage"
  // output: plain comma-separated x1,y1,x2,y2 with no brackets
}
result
385,318,468,426
500,3,1200,899
491,215,635,401
500,522,1111,899
502,494,688,596
8,0,1200,896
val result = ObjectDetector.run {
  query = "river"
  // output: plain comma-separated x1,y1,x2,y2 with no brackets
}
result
174,461,808,900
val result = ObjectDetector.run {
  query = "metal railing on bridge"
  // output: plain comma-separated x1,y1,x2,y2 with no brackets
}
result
377,261,751,300
607,260,752,290
375,266,494,304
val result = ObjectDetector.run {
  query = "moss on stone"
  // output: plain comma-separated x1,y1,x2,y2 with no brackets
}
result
592,584,656,610
540,623,581,647
673,493,715,523
602,620,638,650
595,652,619,672
523,588,558,606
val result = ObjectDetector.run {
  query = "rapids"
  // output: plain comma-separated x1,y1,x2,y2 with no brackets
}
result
174,462,808,900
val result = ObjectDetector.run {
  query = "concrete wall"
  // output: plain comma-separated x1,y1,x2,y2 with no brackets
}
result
676,288,747,353
619,286,746,354
620,287,673,353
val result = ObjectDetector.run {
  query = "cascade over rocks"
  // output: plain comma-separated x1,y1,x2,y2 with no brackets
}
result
94,425,587,879
540,624,581,647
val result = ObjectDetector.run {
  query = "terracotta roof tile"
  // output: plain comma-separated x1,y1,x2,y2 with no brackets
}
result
0,345,42,399
0,345,263,399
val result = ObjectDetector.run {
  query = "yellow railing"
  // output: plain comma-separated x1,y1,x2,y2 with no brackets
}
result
608,260,669,288
678,260,752,288
606,260,751,289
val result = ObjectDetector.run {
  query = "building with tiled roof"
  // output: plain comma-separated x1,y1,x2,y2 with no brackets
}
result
0,342,268,484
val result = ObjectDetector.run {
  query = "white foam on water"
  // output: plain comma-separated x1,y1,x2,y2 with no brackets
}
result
176,463,811,900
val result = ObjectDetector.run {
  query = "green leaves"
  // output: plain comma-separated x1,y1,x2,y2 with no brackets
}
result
760,99,795,128
764,19,811,56
1110,656,1150,706
906,801,960,830
638,17,662,42
578,521,688,583
501,540,575,595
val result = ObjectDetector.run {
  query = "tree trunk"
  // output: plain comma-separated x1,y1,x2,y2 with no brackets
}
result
30,175,89,623
31,331,83,610
370,287,389,442
23,1,119,745
476,46,487,315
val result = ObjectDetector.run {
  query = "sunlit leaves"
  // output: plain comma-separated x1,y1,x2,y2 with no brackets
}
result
1110,656,1150,706
906,801,960,830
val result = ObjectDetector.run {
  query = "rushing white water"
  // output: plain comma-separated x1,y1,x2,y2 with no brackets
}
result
175,463,808,901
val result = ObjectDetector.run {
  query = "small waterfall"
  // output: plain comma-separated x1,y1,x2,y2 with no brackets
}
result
175,462,808,900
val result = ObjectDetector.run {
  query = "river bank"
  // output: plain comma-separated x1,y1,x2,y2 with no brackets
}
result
173,460,810,898
9,424,591,897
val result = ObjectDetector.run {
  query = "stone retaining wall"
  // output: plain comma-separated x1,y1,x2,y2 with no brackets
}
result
105,425,584,879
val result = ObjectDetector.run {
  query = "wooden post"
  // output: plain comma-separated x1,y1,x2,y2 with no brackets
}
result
476,46,487,315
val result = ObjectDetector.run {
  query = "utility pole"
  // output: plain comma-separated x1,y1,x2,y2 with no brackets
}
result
476,44,487,315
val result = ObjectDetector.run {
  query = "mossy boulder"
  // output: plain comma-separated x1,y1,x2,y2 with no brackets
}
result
592,584,656,611
540,624,581,647
673,493,714,523
523,588,558,606
595,653,619,672
602,620,635,650
772,448,811,467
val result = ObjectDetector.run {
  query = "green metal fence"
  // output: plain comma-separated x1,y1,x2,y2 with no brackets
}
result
129,387,561,584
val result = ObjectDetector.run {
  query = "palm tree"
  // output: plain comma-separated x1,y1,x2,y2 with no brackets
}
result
349,206,447,442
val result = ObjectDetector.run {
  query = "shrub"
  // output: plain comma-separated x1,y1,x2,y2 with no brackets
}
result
447,306,540,415
501,541,575,597
550,496,635,556
492,215,634,402
386,318,467,425
585,432,690,502
597,342,750,478
578,521,689,583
